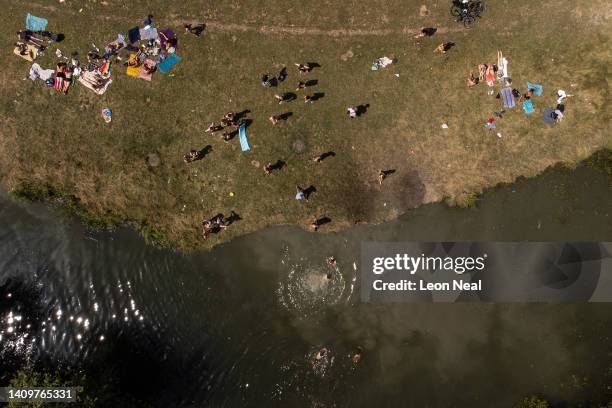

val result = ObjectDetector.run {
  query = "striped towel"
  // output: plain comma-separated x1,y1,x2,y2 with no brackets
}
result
99,59,111,77
501,87,516,109
239,123,250,152
54,77,65,92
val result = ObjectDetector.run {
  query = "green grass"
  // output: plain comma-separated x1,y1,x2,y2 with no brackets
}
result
0,0,610,249
10,182,121,229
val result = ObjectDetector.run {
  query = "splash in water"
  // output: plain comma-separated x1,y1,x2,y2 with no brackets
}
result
277,245,351,317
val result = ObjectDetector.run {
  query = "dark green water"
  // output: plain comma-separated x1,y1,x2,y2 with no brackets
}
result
0,159,611,407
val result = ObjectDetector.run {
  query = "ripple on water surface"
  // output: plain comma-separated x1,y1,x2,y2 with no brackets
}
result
277,245,356,318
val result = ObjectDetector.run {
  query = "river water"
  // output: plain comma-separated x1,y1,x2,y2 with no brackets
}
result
0,160,611,407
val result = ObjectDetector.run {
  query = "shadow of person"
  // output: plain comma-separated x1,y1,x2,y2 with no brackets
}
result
311,92,325,101
304,185,317,199
283,92,297,102
271,160,286,171
315,216,331,226
279,112,293,121
198,145,213,159
356,104,370,116
320,151,335,161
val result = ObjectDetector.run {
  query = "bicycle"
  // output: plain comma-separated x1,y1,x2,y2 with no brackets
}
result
450,0,485,28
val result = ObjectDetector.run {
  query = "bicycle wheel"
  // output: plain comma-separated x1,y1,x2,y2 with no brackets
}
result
450,5,462,16
470,1,485,16
463,15,475,28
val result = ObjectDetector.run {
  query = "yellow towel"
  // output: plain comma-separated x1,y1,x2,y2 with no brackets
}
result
126,53,142,77
13,44,38,62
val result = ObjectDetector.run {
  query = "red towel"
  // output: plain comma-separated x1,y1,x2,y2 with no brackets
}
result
54,77,65,92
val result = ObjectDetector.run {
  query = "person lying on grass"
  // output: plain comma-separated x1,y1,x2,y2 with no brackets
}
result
467,70,478,87
295,63,313,73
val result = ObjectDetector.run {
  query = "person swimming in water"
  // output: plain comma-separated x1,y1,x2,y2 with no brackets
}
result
352,347,362,364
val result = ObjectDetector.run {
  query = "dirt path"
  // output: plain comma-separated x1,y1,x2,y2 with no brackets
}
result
203,21,464,37
29,1,464,38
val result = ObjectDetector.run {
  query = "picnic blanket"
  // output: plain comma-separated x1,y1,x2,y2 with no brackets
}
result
139,27,159,41
128,27,140,43
526,82,543,96
371,56,394,71
239,123,250,152
126,53,142,76
26,13,48,31
501,87,516,109
29,63,54,81
14,44,38,61
542,108,556,126
138,59,157,81
159,29,176,50
78,70,112,95
522,99,535,114
158,54,181,74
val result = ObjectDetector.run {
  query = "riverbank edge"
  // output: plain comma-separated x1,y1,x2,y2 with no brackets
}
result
6,148,612,251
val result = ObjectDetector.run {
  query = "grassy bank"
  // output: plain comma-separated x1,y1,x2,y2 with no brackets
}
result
0,0,610,249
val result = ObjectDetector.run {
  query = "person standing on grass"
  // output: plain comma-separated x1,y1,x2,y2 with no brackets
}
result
274,94,284,104
295,63,313,73
261,74,272,87
414,27,437,38
378,170,386,185
351,347,363,364
278,66,287,82
263,163,272,175
269,115,281,125
310,219,319,231
184,150,199,163
467,71,478,87
202,219,212,239
215,216,228,230
205,122,222,133
221,131,231,143
347,107,357,119
434,42,453,54
304,95,313,103
296,186,307,201
296,81,306,91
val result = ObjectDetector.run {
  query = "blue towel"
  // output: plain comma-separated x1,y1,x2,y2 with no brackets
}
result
239,124,250,152
523,99,535,114
526,81,543,96
26,13,48,31
158,54,181,74
501,87,516,109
